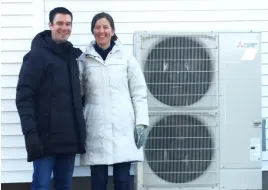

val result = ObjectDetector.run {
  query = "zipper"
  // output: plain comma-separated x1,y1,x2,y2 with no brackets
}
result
47,66,54,137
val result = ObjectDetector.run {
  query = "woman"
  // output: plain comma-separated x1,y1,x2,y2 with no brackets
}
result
77,12,149,190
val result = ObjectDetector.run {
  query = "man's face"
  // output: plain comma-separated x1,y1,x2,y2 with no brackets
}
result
49,13,72,43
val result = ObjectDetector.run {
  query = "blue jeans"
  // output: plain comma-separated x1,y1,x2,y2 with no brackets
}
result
31,155,75,190
90,162,131,190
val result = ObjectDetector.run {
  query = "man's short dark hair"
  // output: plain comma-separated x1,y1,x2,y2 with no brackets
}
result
49,7,73,23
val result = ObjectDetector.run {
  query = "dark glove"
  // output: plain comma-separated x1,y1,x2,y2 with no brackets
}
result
25,131,43,162
134,125,147,149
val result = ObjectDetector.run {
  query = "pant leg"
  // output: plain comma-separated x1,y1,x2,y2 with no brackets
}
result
90,165,109,190
53,155,75,190
113,162,131,190
31,157,55,190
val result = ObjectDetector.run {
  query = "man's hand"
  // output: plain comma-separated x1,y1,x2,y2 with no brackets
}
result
25,131,44,162
134,125,147,149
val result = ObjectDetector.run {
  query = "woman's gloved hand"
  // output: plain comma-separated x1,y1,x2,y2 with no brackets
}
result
134,125,147,149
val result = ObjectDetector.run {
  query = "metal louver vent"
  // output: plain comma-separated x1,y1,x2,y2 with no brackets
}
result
144,115,215,184
144,36,214,106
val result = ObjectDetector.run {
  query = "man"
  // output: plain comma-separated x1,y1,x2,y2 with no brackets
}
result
15,7,86,190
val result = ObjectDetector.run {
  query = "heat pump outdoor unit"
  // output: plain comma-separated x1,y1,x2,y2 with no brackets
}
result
133,31,262,190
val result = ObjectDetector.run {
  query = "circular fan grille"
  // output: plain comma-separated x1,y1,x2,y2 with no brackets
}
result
144,36,213,106
145,115,214,183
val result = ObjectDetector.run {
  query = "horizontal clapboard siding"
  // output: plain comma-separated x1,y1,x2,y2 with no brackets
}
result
2,0,268,182
1,0,45,183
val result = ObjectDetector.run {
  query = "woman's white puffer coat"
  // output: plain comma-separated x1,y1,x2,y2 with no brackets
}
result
77,41,149,165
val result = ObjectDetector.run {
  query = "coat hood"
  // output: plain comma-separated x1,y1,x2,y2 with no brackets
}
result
30,30,73,52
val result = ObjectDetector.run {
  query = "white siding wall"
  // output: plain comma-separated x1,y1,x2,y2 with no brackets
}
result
1,0,45,183
1,0,43,183
1,0,268,183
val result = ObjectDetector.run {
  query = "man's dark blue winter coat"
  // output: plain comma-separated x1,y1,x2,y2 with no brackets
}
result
16,30,86,161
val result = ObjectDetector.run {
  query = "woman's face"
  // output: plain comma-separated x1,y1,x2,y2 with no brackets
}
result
93,18,114,49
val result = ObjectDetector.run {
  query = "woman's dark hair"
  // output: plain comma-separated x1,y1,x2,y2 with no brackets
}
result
91,12,118,41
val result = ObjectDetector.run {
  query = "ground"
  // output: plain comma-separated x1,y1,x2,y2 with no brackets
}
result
1,176,134,190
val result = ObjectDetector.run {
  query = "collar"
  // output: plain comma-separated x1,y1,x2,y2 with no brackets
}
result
84,40,121,58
